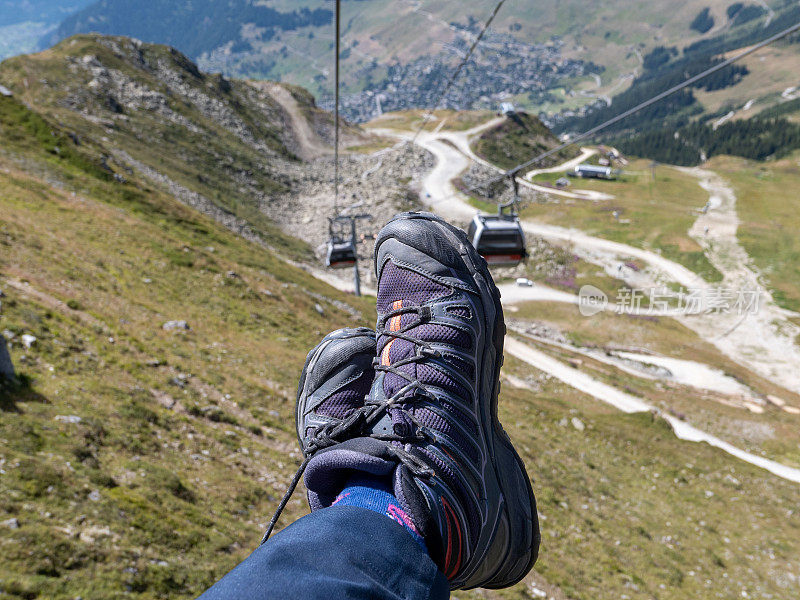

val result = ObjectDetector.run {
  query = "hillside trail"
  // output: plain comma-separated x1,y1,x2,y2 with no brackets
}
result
524,147,597,179
250,81,330,160
679,167,800,394
426,120,613,201
505,336,800,484
369,126,475,221
520,145,615,202
385,119,800,397
3,277,106,331
380,122,800,404
496,282,692,317
508,322,758,400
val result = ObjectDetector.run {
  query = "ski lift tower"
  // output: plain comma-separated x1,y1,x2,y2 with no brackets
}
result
327,214,372,297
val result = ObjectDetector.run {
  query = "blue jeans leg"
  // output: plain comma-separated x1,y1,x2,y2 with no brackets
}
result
199,505,450,600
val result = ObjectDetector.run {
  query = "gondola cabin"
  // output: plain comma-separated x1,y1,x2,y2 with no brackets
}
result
467,214,526,267
326,239,357,269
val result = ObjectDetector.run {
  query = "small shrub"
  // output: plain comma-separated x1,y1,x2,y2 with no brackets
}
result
690,7,715,33
188,404,239,425
121,400,160,425
165,248,194,268
89,470,118,489
1,577,42,599
16,458,62,497
150,465,196,503
5,421,42,452
72,445,99,469
206,409,238,425
127,563,190,595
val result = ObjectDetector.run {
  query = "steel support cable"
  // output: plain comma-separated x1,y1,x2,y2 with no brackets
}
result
462,18,800,196
411,0,509,144
334,0,342,214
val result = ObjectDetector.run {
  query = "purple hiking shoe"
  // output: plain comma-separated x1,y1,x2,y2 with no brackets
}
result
304,212,540,589
260,328,376,543
295,327,376,455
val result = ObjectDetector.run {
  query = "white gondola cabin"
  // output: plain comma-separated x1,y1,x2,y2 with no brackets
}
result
468,214,526,267
326,238,357,269
468,174,527,267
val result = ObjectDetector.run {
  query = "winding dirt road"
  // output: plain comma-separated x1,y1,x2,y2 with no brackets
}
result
252,82,330,160
372,115,800,482
393,121,800,396
506,336,800,484
680,168,800,395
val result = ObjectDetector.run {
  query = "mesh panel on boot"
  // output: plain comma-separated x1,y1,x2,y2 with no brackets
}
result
378,315,472,356
317,376,371,420
377,262,449,313
380,315,473,400
384,364,470,405
413,401,479,463
306,370,372,438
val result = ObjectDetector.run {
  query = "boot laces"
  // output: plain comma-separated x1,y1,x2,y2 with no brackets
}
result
260,305,438,544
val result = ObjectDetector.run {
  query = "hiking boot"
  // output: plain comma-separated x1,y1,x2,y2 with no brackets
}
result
259,327,376,544
304,212,539,589
295,327,376,455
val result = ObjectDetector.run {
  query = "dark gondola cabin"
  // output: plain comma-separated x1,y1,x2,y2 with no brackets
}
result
468,214,526,267
326,238,357,269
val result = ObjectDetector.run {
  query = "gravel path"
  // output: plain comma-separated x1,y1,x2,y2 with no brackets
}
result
400,121,800,396
680,167,800,395
375,115,800,482
506,337,800,484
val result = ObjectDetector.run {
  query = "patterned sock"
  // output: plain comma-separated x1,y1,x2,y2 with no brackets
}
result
332,473,427,550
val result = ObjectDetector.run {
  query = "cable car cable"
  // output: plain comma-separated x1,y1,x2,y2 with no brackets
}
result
411,0,509,144
333,0,342,214
463,18,800,196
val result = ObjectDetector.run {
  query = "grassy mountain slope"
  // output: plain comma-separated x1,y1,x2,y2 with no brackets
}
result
0,86,374,598
4,119,800,599
473,111,580,170
0,34,361,261
3,35,800,600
